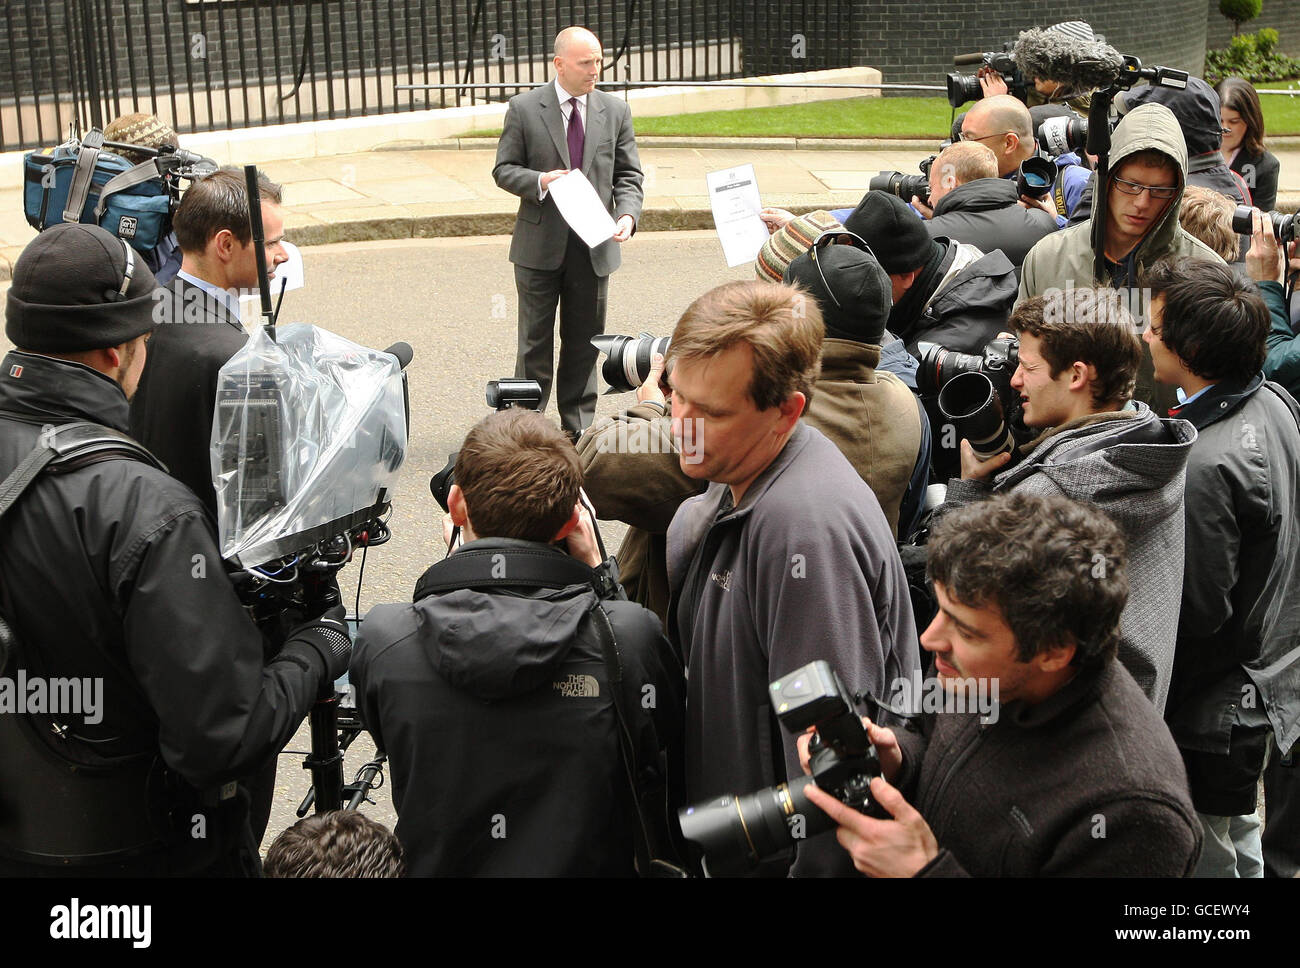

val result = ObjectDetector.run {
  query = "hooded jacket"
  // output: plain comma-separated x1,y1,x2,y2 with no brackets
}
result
1018,103,1226,412
350,538,684,876
926,177,1058,270
944,403,1197,713
900,239,1019,356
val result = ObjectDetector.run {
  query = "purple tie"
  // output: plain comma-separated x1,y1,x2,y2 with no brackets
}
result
567,97,585,170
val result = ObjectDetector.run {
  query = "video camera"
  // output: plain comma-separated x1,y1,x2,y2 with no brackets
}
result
917,336,1026,462
947,45,1028,107
429,378,542,513
868,153,940,208
677,661,884,876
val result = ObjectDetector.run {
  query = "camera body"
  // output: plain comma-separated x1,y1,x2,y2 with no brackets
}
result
430,378,543,513
676,661,883,875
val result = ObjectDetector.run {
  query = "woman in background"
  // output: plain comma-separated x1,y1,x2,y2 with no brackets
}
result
1217,77,1280,212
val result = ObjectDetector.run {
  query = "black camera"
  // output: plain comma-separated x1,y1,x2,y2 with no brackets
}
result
917,337,1024,462
869,154,938,207
430,377,544,513
946,46,1028,108
1232,204,1298,245
677,661,883,876
591,332,671,393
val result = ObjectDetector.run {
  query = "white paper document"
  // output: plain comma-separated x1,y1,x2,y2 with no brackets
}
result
548,169,617,248
707,164,769,267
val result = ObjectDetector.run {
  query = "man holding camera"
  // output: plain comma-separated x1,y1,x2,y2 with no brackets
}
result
663,280,920,877
0,225,349,876
350,408,683,875
945,290,1195,713
1143,256,1300,878
800,492,1201,877
918,140,1058,269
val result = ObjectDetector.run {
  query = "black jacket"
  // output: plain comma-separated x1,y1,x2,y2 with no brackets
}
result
898,240,1019,357
129,276,248,520
1230,148,1280,213
1165,376,1300,758
896,660,1201,876
350,538,684,876
927,178,1058,270
0,351,329,874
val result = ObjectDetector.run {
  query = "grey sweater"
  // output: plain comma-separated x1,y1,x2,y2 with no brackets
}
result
945,404,1196,713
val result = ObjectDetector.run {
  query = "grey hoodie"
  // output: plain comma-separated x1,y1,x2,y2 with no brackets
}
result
1018,102,1225,303
945,403,1197,713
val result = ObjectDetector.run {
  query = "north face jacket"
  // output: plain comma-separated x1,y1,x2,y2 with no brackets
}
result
350,538,684,876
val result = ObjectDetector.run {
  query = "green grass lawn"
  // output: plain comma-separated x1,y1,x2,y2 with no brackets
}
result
464,83,1300,139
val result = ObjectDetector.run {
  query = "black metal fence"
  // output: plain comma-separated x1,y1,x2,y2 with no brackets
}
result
1,0,855,152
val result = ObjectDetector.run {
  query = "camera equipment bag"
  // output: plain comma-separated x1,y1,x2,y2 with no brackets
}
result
0,421,233,869
23,128,173,254
416,545,690,877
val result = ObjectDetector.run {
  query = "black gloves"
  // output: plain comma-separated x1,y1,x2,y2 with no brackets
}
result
283,603,352,684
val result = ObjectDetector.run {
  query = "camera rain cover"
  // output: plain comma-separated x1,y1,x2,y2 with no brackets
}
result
213,324,407,568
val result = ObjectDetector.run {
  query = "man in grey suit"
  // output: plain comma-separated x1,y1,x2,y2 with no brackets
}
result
493,26,644,437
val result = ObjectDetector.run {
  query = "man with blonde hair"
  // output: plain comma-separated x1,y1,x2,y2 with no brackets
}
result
665,280,920,877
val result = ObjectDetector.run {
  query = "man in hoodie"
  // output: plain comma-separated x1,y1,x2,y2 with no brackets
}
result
944,290,1196,713
349,408,683,876
1019,102,1226,412
1143,257,1300,877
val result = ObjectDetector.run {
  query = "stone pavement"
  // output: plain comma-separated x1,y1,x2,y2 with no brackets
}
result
4,136,1300,280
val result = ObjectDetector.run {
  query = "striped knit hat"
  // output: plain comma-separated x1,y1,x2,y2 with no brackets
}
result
755,210,843,282
104,113,177,164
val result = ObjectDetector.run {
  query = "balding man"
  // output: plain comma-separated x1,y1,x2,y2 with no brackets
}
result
493,26,644,439
922,141,1057,270
957,94,1037,178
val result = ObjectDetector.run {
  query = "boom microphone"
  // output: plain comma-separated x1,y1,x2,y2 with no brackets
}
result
1012,26,1125,96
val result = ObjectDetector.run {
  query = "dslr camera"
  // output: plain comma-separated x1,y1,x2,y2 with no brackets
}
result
677,661,883,876
429,378,542,512
917,336,1025,462
868,153,939,208
591,332,671,393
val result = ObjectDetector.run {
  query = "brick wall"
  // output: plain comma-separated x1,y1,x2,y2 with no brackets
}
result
844,0,1210,91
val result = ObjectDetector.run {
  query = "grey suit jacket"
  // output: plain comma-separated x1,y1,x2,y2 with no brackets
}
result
493,84,644,277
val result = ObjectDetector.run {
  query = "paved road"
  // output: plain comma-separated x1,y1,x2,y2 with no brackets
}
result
237,230,752,846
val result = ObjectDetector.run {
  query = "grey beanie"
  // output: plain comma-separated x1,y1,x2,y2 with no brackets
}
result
5,223,159,353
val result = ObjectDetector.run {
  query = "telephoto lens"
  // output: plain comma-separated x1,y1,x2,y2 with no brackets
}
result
1036,116,1087,157
1232,205,1298,244
590,333,670,393
916,342,986,397
938,371,1016,461
677,774,832,877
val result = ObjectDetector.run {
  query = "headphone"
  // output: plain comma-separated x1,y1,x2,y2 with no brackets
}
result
104,237,136,303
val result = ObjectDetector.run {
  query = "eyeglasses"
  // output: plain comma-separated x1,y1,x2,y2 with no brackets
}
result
959,130,1013,144
808,229,878,310
1111,176,1178,200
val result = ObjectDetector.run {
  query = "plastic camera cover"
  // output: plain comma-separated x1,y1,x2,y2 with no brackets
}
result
212,323,407,568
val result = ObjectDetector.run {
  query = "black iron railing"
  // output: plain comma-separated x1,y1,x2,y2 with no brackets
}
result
1,0,855,152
